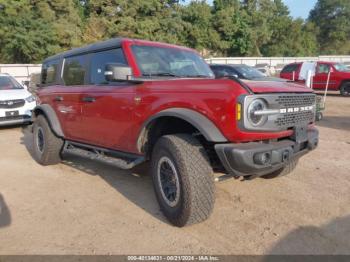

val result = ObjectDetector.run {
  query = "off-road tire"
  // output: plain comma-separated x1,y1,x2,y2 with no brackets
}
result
33,115,64,165
151,134,215,227
340,82,350,96
261,159,299,179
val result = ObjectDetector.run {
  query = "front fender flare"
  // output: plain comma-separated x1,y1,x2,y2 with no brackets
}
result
137,108,228,151
33,104,64,138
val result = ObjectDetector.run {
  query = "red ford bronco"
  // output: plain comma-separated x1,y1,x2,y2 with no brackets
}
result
32,38,319,227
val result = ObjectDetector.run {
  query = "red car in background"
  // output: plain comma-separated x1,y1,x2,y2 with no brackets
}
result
280,61,350,96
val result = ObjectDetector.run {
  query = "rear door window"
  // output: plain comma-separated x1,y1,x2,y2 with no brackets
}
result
63,55,88,86
90,48,127,85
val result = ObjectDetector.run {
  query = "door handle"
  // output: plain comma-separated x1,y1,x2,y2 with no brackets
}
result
54,96,63,102
82,96,96,103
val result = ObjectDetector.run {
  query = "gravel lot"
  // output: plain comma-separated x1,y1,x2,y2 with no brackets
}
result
0,93,349,255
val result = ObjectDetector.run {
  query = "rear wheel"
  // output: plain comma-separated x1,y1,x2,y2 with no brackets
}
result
340,82,350,96
261,159,298,179
151,134,215,227
33,115,64,165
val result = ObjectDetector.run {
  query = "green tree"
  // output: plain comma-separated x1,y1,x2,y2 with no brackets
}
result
180,1,221,54
309,0,350,54
32,0,84,49
212,0,251,56
260,0,318,56
83,0,186,45
0,0,60,63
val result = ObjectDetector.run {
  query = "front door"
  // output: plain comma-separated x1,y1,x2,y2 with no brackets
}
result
313,63,336,90
77,48,137,152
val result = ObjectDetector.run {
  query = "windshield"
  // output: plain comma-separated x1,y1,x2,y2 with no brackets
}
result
131,45,214,78
234,65,266,80
334,63,350,72
0,75,23,90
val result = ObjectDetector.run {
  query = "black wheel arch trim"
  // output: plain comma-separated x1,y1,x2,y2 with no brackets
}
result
137,108,228,152
33,104,64,138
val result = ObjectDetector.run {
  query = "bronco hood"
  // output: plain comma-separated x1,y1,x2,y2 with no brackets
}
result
241,79,312,94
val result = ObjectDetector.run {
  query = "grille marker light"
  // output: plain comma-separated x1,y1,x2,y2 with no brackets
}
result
236,103,241,121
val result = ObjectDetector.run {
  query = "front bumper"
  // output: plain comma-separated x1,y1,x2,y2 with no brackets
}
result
215,128,319,177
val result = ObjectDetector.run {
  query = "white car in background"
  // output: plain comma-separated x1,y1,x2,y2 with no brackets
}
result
0,74,36,126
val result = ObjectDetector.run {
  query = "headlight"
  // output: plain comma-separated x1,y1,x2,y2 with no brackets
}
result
25,95,36,103
247,99,268,126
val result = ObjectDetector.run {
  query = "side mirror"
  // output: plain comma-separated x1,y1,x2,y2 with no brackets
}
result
105,63,133,82
232,74,239,78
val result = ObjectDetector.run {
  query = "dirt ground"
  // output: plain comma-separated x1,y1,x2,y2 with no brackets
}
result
0,93,349,255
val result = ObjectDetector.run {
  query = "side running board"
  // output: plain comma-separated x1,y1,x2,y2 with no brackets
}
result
62,141,145,170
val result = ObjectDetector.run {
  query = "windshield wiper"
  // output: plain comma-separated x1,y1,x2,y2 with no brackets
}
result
142,72,180,78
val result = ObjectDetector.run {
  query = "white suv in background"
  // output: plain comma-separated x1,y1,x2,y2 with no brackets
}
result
0,74,36,126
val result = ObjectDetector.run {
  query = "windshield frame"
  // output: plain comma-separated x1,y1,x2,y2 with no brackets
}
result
130,44,214,79
0,75,24,90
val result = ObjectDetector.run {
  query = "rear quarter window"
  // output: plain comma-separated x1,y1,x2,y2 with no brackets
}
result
41,60,59,86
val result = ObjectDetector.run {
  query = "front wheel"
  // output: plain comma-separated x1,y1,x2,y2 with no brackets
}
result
33,115,64,165
340,82,350,96
151,134,215,227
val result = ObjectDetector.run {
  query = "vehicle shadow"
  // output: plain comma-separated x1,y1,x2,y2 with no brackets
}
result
265,215,350,255
19,126,169,225
316,116,350,131
0,194,11,228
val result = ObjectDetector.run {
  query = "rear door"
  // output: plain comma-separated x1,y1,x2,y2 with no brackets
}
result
40,58,84,141
77,48,138,152
54,55,89,140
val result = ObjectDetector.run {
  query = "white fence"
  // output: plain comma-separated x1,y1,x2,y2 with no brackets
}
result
0,64,41,83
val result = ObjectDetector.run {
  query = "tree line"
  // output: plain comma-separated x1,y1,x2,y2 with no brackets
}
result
0,0,349,63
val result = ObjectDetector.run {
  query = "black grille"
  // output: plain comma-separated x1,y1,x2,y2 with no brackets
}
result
276,95,315,108
0,99,25,109
275,94,315,128
275,111,315,127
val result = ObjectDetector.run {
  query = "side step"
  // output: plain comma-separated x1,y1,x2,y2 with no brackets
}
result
62,141,145,170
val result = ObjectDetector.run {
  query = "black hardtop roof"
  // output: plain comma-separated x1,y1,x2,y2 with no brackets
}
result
43,38,127,63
